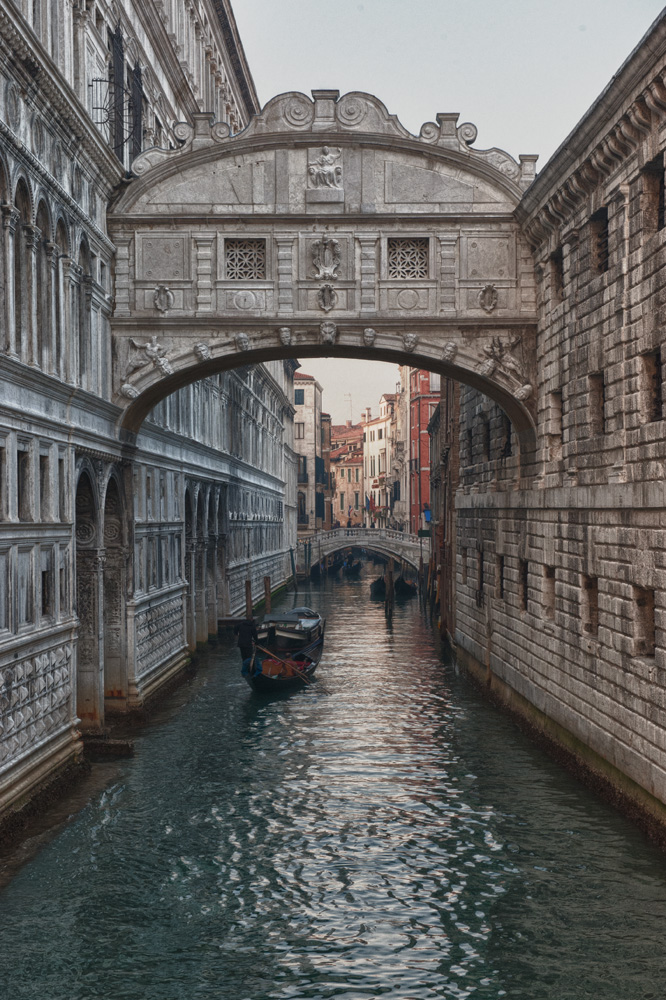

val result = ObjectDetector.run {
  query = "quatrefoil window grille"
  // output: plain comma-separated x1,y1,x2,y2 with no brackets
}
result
225,239,267,280
387,238,429,279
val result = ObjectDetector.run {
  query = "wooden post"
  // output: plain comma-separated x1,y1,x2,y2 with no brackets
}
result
245,579,253,619
264,575,271,613
385,558,395,620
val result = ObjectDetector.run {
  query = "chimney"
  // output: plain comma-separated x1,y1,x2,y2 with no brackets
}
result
346,419,352,428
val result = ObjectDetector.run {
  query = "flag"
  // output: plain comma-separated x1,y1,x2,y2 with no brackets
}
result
365,494,370,510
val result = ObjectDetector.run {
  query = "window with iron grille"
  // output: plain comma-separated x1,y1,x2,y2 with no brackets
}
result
387,237,429,278
589,208,609,274
225,239,266,280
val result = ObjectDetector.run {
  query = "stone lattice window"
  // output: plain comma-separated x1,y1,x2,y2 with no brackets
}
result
387,237,429,278
225,239,266,280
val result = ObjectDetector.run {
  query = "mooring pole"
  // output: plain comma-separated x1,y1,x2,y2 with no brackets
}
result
264,575,271,613
385,558,395,620
245,580,253,619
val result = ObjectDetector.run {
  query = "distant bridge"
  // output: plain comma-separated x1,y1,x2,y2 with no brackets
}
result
296,527,428,575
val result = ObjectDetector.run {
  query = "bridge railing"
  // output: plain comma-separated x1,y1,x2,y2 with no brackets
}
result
295,527,427,566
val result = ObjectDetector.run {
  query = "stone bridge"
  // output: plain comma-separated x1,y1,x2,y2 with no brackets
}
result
108,89,539,471
296,527,428,575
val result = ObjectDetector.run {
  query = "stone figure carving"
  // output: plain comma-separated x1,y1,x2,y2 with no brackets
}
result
317,284,337,312
193,342,212,362
308,146,342,188
478,284,498,314
312,236,341,280
402,333,418,352
120,383,140,399
442,341,458,362
235,333,251,351
362,328,376,347
476,335,523,381
320,321,337,345
515,383,533,401
278,327,292,346
153,285,174,313
128,336,174,377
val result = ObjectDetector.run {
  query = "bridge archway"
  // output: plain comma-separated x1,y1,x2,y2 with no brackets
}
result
108,90,539,473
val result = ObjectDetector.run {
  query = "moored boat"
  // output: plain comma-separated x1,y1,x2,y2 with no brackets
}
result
256,606,326,659
242,651,317,693
342,559,361,577
370,576,386,599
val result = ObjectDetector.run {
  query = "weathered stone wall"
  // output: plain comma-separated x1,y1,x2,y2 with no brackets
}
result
454,12,666,828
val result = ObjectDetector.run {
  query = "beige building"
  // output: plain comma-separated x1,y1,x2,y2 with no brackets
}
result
330,421,364,526
293,373,326,535
362,394,396,528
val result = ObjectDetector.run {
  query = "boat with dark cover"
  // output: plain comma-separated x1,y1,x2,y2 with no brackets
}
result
242,651,318,693
256,606,325,660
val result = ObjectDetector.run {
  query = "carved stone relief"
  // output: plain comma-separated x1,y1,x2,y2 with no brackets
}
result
402,333,418,352
476,335,524,381
193,342,212,361
235,333,250,351
153,285,174,313
311,236,341,280
308,147,342,188
362,328,376,347
318,284,337,312
442,341,458,362
478,284,498,313
320,321,337,345
128,336,174,377
278,327,292,346
139,236,187,281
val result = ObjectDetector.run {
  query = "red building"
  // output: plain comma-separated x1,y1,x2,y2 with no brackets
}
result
409,369,441,533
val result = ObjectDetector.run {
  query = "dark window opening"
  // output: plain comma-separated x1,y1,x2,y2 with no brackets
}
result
482,418,491,462
641,348,663,423
497,555,505,599
589,372,606,436
17,449,30,522
519,559,529,612
582,574,599,635
39,454,49,522
500,413,512,458
590,207,609,274
633,585,656,657
543,565,555,620
461,547,467,586
294,388,304,406
550,246,564,302
642,154,665,234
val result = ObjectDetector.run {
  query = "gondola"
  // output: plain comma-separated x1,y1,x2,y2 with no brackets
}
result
395,575,418,598
342,559,362,577
256,607,326,659
370,576,386,599
242,650,318,693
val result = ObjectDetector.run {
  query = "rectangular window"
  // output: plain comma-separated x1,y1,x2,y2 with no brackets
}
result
633,585,656,657
640,349,663,423
340,491,345,512
461,547,468,586
543,565,555,620
466,427,473,465
17,446,31,522
297,456,307,482
295,422,305,439
378,429,383,440
354,492,359,510
294,389,304,405
582,574,599,635
347,468,352,482
476,549,484,607
58,456,66,521
550,246,564,302
355,467,359,482
588,372,606,436
496,555,505,599
430,372,441,391
519,559,529,612
387,237,429,278
500,413,512,458
59,546,69,618
18,548,33,625
39,454,49,522
0,550,8,630
224,238,266,280
642,154,665,234
41,547,54,618
590,207,609,274
482,418,491,461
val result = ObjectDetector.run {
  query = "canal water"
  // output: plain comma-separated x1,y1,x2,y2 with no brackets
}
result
1,565,666,999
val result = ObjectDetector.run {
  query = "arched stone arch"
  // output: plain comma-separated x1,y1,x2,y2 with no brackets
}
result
35,199,51,370
108,90,539,476
74,465,102,731
13,177,32,363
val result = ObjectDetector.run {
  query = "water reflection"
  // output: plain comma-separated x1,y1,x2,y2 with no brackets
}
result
1,564,666,998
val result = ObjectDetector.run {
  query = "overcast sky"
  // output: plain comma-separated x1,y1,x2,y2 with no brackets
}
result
233,1,666,423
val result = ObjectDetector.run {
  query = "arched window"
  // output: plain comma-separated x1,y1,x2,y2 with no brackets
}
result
35,201,50,371
13,180,31,363
78,239,91,386
54,219,68,380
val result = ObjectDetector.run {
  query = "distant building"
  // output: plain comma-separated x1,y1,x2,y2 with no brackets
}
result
363,394,396,528
409,370,441,532
389,368,410,531
293,374,325,534
330,420,364,526
321,413,333,530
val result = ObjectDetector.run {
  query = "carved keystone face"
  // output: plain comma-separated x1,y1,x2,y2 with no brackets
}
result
363,328,376,347
320,321,337,345
193,342,212,362
278,327,292,346
402,333,418,352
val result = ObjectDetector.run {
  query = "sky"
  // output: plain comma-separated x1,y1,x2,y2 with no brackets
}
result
232,0,666,423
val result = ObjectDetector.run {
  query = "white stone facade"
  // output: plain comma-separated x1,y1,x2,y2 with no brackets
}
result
0,1,296,824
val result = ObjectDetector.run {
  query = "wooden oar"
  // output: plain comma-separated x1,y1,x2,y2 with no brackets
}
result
254,643,313,684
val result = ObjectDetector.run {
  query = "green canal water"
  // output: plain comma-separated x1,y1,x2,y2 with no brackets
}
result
1,565,666,999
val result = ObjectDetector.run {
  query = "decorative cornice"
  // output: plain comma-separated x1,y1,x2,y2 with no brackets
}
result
517,9,666,251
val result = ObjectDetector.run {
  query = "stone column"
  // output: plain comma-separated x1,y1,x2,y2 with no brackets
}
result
195,539,208,644
194,234,216,315
113,239,132,317
357,234,378,315
1,206,19,358
75,547,105,732
23,224,40,368
45,241,59,376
